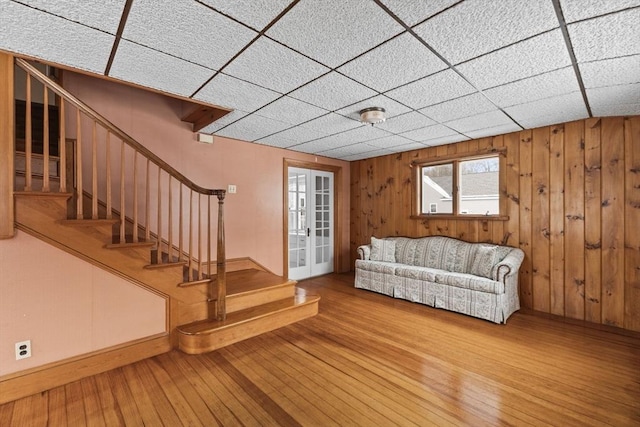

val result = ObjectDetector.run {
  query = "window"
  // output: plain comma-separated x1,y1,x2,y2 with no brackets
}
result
412,148,507,219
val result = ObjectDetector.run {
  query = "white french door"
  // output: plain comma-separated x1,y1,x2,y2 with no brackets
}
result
288,167,334,280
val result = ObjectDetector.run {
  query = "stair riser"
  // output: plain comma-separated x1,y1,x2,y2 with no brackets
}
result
178,301,319,354
177,282,296,324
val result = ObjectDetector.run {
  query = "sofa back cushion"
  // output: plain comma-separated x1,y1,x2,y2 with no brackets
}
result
370,236,396,262
470,245,498,278
413,236,475,273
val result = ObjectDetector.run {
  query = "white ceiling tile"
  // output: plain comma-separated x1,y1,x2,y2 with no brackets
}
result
199,110,250,133
214,113,292,141
109,40,213,96
414,0,558,64
317,143,378,157
224,37,329,93
377,111,437,134
123,0,256,70
590,101,640,116
400,124,459,142
253,135,298,149
484,66,580,108
289,72,377,111
337,33,448,92
335,125,392,144
559,0,640,23
387,141,430,153
465,123,523,139
364,134,417,149
579,55,640,88
386,69,477,109
256,124,327,147
568,8,640,63
420,93,497,122
456,30,572,89
423,134,470,147
18,0,126,33
266,0,403,68
255,96,328,125
0,1,113,73
505,92,589,128
378,0,460,27
587,83,640,113
290,137,345,153
301,113,363,134
342,148,397,161
194,72,281,111
199,0,292,31
335,95,412,122
445,110,515,133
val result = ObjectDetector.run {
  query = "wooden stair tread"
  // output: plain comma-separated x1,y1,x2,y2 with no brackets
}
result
60,219,119,226
14,191,73,199
178,278,211,287
144,260,188,270
224,269,291,294
177,294,320,335
106,241,155,249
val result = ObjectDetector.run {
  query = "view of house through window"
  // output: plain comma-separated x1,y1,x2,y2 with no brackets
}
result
420,156,500,216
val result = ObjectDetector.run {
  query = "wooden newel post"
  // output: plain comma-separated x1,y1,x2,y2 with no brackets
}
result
215,191,226,320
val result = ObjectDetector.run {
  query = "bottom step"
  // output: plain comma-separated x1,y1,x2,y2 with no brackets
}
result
177,294,320,354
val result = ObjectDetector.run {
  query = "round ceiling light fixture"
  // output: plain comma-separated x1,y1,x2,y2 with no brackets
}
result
359,107,386,125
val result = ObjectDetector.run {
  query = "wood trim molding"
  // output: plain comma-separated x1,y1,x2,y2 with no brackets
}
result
0,333,171,404
0,52,15,239
283,159,343,280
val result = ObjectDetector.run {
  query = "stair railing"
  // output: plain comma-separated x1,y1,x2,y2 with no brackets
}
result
14,58,227,320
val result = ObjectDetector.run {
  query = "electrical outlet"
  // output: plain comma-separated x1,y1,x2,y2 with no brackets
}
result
228,184,237,194
15,340,31,360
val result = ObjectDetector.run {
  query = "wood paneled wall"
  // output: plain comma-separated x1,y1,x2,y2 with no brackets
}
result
350,117,640,332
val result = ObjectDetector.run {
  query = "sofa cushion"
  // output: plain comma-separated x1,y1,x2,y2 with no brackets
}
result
370,237,396,262
395,265,504,294
413,236,475,273
470,245,498,279
355,259,396,274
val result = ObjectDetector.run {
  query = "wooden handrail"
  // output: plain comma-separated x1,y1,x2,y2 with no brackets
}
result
15,58,224,197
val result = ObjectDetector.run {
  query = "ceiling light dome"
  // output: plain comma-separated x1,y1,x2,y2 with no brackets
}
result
359,107,386,125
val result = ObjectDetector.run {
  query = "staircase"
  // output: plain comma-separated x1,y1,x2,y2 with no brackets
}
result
9,58,319,357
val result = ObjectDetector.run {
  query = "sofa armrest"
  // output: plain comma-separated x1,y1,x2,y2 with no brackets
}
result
357,244,371,260
494,248,525,284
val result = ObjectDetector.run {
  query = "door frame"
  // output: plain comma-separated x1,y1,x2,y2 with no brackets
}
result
283,159,342,281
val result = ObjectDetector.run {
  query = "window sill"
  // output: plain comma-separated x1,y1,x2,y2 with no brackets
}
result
410,214,510,221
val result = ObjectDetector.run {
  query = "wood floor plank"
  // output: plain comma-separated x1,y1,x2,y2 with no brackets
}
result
0,273,638,426
0,401,13,426
119,364,166,426
64,381,87,426
80,377,106,426
166,351,237,425
104,369,144,427
47,387,67,426
152,354,220,426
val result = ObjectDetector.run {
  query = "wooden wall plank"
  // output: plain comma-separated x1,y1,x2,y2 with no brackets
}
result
601,117,625,327
0,53,15,239
624,116,640,332
491,135,505,245
549,125,565,316
532,127,551,312
504,132,520,249
519,130,533,308
563,120,585,320
584,118,602,323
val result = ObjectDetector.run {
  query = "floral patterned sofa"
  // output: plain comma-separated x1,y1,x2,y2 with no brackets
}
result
355,236,525,324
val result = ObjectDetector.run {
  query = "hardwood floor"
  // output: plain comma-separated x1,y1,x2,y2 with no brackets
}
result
1,273,639,426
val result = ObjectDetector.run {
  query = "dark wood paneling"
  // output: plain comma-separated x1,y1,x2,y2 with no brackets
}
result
350,116,640,332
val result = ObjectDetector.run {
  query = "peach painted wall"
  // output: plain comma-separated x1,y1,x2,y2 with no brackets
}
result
62,72,351,276
0,231,166,376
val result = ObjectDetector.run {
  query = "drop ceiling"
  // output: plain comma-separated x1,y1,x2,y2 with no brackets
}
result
1,0,639,161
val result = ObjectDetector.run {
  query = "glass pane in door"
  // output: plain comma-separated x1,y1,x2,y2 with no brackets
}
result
314,175,331,264
288,172,307,269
